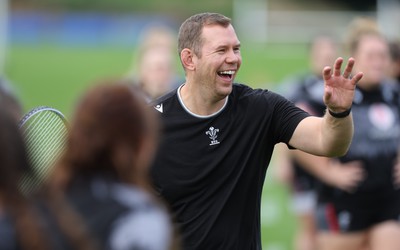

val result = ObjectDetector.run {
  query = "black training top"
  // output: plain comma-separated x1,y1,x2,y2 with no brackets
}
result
340,83,400,191
150,83,309,250
341,83,400,192
303,80,400,202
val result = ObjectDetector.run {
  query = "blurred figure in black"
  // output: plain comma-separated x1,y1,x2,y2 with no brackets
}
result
275,34,338,250
42,81,179,250
283,17,400,250
0,107,51,250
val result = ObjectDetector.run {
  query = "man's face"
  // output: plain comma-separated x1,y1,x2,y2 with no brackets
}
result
192,24,242,99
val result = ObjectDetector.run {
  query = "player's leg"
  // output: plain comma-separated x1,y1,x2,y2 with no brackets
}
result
368,221,400,250
292,191,317,250
316,231,367,250
295,213,317,250
367,187,400,250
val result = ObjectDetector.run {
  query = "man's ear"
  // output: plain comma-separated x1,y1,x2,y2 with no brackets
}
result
181,48,196,71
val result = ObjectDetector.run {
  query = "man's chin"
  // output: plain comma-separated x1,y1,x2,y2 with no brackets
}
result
217,85,233,97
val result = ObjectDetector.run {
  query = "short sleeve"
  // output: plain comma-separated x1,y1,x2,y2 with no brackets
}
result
270,92,310,144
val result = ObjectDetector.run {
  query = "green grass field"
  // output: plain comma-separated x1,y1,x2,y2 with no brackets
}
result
6,43,309,116
6,43,309,249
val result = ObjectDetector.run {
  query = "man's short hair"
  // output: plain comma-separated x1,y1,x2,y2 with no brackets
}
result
178,12,231,58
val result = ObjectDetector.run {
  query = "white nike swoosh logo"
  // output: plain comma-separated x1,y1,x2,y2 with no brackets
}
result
154,104,163,113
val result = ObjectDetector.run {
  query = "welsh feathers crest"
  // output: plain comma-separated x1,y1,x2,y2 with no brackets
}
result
206,127,220,146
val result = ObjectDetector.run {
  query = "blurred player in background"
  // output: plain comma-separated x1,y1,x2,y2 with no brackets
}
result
287,17,400,250
275,34,339,250
126,25,182,101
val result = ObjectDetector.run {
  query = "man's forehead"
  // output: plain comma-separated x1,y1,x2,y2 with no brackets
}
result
201,24,240,45
202,23,234,33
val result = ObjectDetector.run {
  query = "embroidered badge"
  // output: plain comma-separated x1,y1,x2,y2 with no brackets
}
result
206,127,220,146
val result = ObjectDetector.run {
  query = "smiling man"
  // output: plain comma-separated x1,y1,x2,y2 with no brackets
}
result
150,12,363,250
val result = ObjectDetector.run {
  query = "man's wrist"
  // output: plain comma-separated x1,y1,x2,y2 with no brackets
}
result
328,108,352,118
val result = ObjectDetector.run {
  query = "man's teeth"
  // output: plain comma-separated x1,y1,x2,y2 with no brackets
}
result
219,70,235,75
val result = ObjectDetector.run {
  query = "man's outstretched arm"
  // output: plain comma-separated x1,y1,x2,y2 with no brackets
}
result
289,57,363,157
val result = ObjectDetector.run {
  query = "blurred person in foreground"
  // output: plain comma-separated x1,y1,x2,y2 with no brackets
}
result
0,107,51,250
0,76,23,122
275,34,339,250
288,17,400,250
150,12,363,249
126,25,182,101
42,82,178,250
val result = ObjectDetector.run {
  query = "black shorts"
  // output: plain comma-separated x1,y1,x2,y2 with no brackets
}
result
315,188,400,232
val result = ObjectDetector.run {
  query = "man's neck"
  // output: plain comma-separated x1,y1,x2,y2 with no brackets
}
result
180,82,227,116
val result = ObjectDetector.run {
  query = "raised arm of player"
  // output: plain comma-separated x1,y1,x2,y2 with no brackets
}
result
289,57,363,157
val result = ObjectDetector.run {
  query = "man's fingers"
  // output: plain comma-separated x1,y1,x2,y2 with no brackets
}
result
342,57,355,79
326,57,361,81
323,66,332,81
333,57,344,77
351,72,364,86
